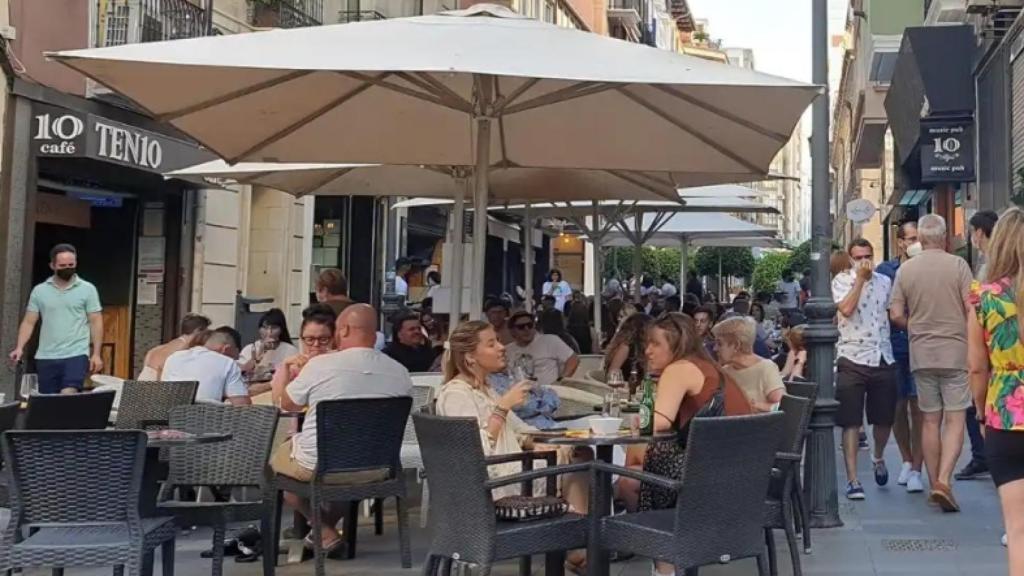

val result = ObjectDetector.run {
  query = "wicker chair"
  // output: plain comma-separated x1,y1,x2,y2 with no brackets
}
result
599,413,785,576
0,430,177,576
783,380,818,402
413,413,590,576
115,381,198,430
155,404,279,576
0,402,19,507
23,389,115,430
400,384,437,528
271,397,413,576
764,395,814,576
783,380,817,552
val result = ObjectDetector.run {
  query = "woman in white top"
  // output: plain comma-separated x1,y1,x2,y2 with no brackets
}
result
713,316,786,412
239,308,299,386
542,269,573,312
436,320,591,573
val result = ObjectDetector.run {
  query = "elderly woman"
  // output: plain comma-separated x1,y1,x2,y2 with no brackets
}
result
714,316,786,412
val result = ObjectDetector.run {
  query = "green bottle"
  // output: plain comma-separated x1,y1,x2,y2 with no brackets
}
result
639,376,655,436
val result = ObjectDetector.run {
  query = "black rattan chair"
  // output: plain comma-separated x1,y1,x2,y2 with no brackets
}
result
599,413,785,576
0,402,19,507
764,395,814,576
156,404,279,576
783,380,817,553
0,430,177,576
23,389,115,430
271,397,413,576
783,380,818,403
115,381,198,430
413,413,590,576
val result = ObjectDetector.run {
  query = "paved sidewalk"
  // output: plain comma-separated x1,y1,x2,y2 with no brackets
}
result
4,435,1008,575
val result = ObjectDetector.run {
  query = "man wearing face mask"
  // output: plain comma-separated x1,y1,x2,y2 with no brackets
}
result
8,244,104,394
876,221,925,493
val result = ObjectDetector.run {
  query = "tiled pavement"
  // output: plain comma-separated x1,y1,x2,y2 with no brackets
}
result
3,433,1009,575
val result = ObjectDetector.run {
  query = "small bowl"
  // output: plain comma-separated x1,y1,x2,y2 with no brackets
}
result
589,417,623,436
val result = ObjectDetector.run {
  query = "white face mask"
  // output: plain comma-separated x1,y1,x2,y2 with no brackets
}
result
906,241,923,259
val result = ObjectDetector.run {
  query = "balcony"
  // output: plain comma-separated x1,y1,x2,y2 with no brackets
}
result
94,0,212,47
607,0,641,42
248,0,323,29
338,9,386,23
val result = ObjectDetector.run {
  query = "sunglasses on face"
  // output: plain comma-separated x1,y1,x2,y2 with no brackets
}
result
301,336,333,346
513,322,534,330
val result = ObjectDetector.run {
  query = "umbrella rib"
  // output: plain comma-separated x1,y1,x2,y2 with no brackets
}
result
605,170,679,203
501,82,620,116
228,77,379,163
493,79,511,166
158,70,312,122
492,78,541,112
651,84,790,143
293,167,353,197
338,71,470,113
616,87,766,175
408,72,474,110
395,72,474,112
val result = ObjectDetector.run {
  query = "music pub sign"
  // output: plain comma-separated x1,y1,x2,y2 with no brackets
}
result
920,118,975,183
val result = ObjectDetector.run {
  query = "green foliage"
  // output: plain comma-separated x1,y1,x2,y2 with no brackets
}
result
788,239,841,276
752,251,792,295
694,247,755,281
604,247,689,281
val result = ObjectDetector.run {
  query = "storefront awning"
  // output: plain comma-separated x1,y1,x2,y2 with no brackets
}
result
885,25,976,169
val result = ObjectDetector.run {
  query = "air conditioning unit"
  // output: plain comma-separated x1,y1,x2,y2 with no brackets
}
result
926,0,968,24
967,0,1024,14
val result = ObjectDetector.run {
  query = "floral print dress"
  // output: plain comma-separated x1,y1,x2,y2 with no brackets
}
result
969,278,1024,430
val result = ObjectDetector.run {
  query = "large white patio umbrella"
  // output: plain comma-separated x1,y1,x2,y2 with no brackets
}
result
55,3,818,318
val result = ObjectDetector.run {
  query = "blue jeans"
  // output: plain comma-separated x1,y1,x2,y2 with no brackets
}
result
35,355,89,393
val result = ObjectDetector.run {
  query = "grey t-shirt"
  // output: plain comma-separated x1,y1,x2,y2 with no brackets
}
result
286,347,412,470
505,334,575,387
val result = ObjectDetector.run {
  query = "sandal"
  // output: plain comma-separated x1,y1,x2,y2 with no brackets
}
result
565,551,587,575
302,534,346,559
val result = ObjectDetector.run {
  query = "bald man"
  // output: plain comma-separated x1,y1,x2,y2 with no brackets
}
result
270,304,412,551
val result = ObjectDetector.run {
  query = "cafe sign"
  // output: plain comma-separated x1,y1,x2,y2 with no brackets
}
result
920,118,975,183
31,104,213,173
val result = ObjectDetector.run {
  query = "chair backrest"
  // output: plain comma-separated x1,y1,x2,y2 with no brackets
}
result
783,380,818,404
23,389,116,430
2,430,145,525
165,404,279,488
315,397,412,478
573,354,605,377
115,380,198,430
673,413,784,567
404,384,436,444
777,394,813,455
412,413,496,562
0,402,18,436
585,369,608,383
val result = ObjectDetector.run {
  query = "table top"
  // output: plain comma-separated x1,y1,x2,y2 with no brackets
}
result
145,430,232,448
541,431,675,447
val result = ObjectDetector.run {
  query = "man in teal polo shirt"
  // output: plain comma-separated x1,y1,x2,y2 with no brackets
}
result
8,243,104,394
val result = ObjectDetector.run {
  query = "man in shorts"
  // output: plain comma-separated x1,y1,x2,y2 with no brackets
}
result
832,238,897,500
876,221,925,493
890,214,973,512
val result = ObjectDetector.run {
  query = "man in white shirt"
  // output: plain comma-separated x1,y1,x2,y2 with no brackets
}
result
832,239,897,501
162,327,251,405
776,270,802,311
394,257,411,297
270,304,412,552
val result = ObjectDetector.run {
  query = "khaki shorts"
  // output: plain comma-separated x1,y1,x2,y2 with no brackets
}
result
270,439,389,485
913,369,971,413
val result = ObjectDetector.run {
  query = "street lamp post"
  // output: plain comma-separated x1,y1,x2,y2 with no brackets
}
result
804,0,843,529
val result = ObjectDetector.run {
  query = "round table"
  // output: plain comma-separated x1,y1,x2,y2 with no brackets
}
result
141,431,233,517
544,431,675,576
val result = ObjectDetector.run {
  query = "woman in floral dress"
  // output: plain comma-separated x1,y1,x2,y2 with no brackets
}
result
967,206,1024,575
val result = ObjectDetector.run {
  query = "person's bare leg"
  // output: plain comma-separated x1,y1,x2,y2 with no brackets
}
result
614,471,641,513
872,425,891,462
909,398,925,471
999,479,1024,576
282,492,341,546
843,427,860,483
921,411,943,487
938,410,966,486
893,399,912,464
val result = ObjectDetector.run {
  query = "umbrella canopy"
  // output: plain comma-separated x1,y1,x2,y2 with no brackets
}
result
677,184,774,198
390,196,779,215
603,212,776,246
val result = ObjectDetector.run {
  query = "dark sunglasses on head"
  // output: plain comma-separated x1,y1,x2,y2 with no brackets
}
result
513,322,534,330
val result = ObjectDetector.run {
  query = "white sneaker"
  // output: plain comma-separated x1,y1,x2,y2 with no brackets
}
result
897,462,912,486
906,471,924,493
1002,533,1008,547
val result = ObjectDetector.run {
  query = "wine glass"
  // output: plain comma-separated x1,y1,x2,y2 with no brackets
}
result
605,369,625,414
20,373,37,399
606,369,625,389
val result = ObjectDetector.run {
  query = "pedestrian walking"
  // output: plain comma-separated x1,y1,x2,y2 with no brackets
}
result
876,221,925,493
890,214,973,512
956,209,1000,481
8,243,103,394
966,206,1024,574
832,238,897,500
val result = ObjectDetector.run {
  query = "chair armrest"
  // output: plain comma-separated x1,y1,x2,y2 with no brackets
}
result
592,461,682,491
775,451,802,462
485,450,557,467
485,462,592,490
138,419,169,430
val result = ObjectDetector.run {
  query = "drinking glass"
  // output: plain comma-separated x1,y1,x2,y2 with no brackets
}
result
606,369,625,389
603,392,621,418
20,373,37,399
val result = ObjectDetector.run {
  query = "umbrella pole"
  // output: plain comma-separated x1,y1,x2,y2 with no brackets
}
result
718,252,723,299
524,202,533,311
591,201,602,348
448,178,467,335
679,238,689,295
470,116,492,321
632,212,643,301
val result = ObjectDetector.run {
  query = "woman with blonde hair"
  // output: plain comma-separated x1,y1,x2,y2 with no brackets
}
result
967,206,1024,575
714,316,786,412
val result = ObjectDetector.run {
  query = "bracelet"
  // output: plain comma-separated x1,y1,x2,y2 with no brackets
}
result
493,405,510,418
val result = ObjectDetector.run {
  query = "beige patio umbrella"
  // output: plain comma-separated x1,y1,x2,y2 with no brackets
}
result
57,3,819,317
